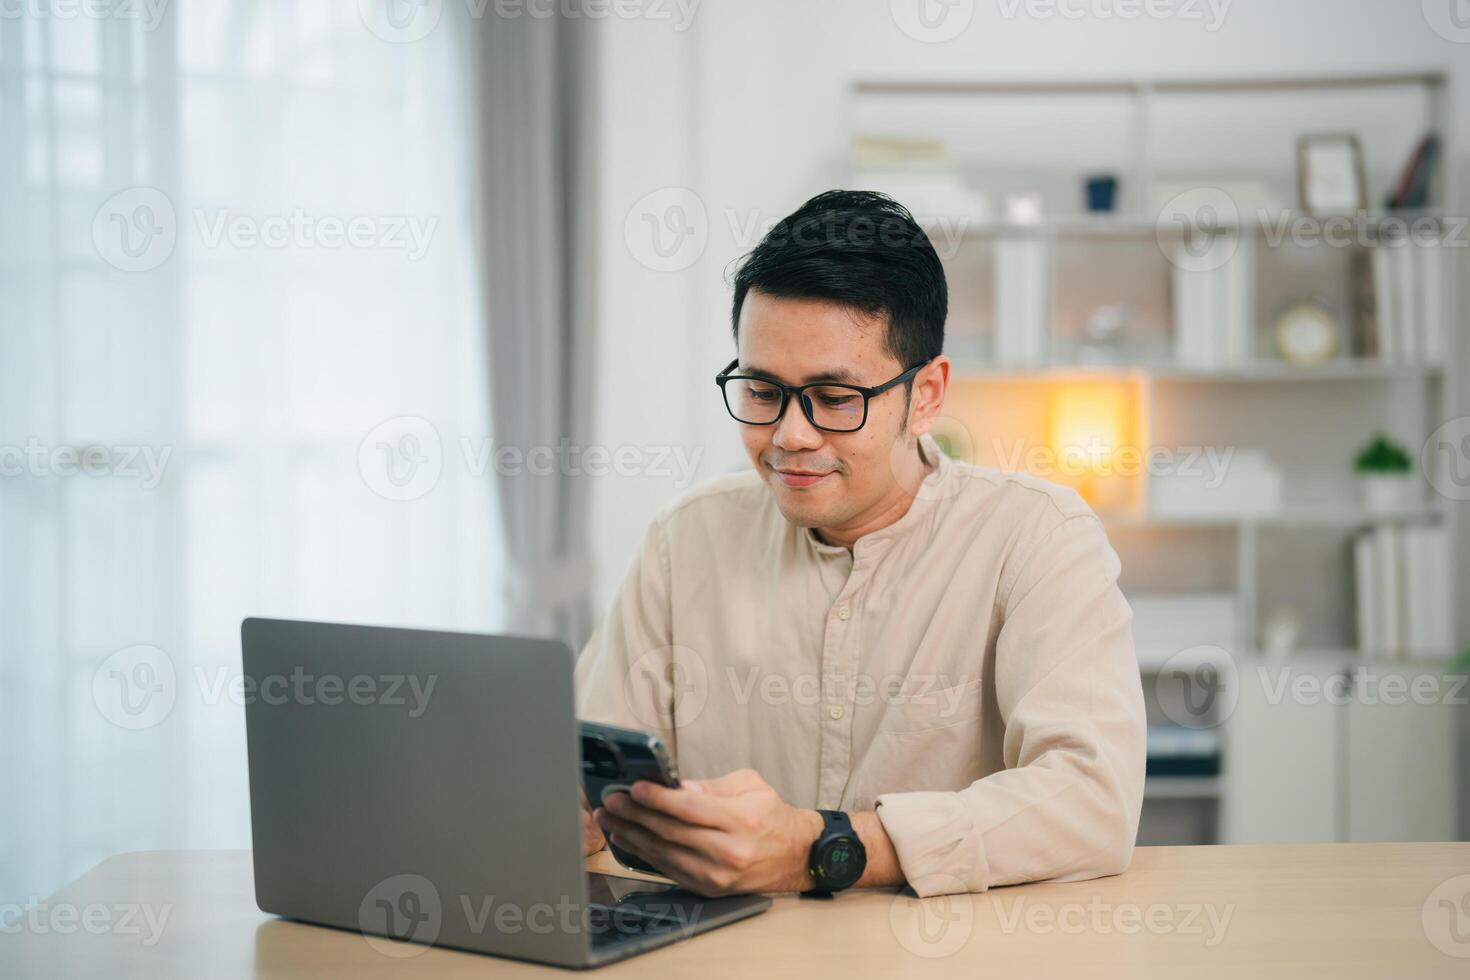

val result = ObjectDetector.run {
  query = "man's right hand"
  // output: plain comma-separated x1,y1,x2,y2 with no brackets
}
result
580,785,606,856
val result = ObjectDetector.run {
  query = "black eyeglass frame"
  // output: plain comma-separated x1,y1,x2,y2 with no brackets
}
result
714,357,933,433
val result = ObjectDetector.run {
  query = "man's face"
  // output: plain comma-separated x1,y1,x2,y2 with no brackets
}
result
732,290,933,534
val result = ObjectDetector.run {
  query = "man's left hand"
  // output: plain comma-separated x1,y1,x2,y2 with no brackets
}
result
594,768,822,896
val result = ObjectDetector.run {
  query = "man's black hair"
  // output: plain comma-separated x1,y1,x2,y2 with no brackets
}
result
729,189,947,372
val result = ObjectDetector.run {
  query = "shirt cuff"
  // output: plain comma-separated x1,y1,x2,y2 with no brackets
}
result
875,791,991,897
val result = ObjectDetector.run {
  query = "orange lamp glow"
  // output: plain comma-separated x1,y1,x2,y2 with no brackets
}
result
1046,379,1139,508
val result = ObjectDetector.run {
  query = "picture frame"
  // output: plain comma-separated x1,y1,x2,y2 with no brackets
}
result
1297,133,1368,215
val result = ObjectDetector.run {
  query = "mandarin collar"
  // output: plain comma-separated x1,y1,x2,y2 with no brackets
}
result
802,433,952,560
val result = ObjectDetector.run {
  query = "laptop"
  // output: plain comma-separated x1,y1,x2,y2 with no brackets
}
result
242,617,771,969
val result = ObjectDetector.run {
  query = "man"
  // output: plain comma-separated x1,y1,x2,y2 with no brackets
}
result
575,190,1145,898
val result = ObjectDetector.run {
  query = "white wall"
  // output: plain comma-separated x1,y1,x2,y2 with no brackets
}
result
589,0,1470,611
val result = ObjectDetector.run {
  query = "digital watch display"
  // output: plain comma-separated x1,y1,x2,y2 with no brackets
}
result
806,810,867,895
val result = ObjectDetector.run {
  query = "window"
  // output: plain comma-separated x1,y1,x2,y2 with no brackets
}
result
0,2,501,908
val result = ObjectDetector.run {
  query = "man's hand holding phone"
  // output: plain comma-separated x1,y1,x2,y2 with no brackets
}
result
580,784,606,856
593,768,825,896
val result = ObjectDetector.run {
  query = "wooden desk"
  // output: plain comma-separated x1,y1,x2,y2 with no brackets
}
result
3,844,1467,977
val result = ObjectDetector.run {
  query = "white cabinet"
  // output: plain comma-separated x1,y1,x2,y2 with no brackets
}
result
1345,665,1458,842
1221,659,1460,844
1222,658,1341,843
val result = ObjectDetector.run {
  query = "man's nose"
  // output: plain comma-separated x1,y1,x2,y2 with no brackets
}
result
772,395,824,451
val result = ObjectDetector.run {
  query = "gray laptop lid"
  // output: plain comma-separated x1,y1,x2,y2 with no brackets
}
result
243,617,590,967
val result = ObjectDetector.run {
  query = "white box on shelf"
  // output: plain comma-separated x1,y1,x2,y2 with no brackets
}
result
993,235,1050,365
1149,448,1282,518
1130,593,1238,670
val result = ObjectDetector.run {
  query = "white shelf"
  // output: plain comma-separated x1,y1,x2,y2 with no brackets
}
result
853,72,1447,97
1144,777,1223,800
1149,361,1444,383
948,209,1448,240
1137,649,1460,673
1136,645,1236,672
1102,505,1445,531
949,358,1443,383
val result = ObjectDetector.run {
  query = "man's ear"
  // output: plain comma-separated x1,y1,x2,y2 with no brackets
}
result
907,355,950,438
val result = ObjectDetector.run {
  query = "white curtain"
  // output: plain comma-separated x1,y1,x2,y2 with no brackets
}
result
0,1,502,911
468,4,598,649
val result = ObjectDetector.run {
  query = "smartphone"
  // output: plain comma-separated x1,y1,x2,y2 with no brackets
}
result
579,721,681,875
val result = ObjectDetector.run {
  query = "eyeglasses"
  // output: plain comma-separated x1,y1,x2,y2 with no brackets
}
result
714,358,931,433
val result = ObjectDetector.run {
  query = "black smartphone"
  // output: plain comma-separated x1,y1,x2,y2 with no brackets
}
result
579,721,681,875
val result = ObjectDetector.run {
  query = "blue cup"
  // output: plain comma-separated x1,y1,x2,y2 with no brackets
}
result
1086,175,1118,213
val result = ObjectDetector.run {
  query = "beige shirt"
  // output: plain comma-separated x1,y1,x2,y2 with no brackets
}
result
574,434,1146,897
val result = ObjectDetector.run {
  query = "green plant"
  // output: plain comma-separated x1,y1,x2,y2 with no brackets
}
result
1353,434,1412,474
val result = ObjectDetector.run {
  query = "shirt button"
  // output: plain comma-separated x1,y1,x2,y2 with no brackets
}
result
836,605,851,621
829,705,845,720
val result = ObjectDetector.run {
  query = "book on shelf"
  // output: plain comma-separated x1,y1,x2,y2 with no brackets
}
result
1370,242,1397,361
1350,247,1378,358
1417,235,1444,364
1385,134,1439,211
1170,232,1253,367
1359,234,1444,366
993,236,1050,365
1353,521,1451,659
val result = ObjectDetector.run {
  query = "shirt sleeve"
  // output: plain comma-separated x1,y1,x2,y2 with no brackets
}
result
572,516,682,756
874,513,1146,897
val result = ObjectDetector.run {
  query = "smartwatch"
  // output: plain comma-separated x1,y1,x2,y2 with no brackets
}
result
805,810,867,896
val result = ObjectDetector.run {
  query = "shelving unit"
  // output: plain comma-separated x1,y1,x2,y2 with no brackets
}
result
848,71,1463,846
948,355,1443,383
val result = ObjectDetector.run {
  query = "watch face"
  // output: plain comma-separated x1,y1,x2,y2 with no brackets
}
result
817,835,865,890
